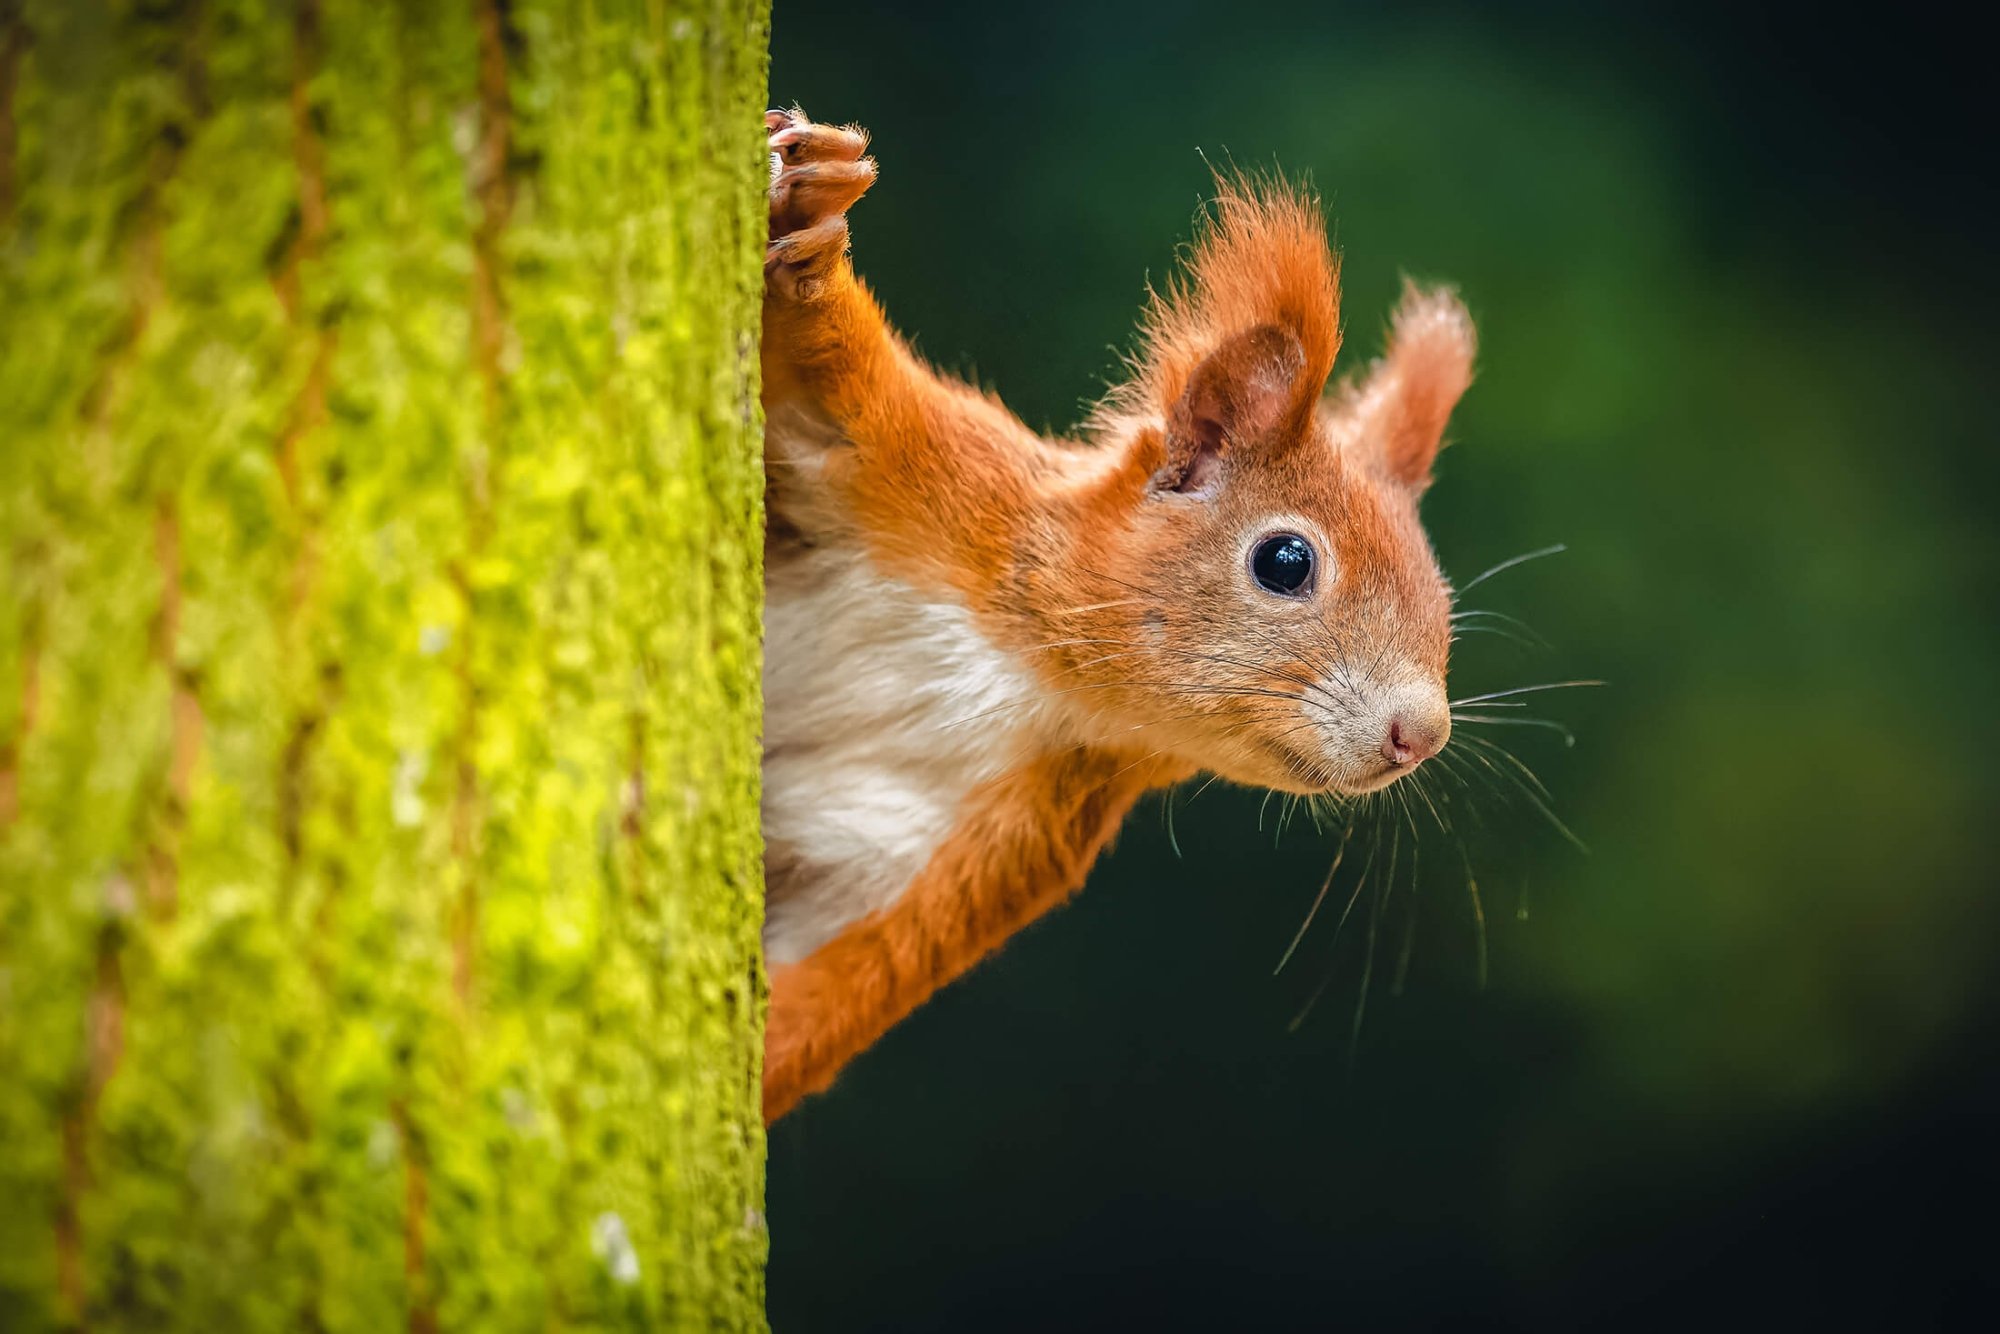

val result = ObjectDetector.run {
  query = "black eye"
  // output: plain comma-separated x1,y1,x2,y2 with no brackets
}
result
1251,533,1316,596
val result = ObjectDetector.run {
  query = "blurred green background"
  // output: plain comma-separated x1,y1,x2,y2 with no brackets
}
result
765,1,1998,1327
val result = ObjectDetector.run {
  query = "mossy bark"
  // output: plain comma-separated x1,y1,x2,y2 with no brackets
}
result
0,0,771,1328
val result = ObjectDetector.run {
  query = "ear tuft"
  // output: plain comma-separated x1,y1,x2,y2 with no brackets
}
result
1089,174,1342,480
1343,282,1477,490
1156,324,1307,495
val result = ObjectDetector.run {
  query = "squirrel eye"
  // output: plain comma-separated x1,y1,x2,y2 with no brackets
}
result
1250,533,1316,597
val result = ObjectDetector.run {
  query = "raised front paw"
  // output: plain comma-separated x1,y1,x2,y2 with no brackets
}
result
766,107,876,298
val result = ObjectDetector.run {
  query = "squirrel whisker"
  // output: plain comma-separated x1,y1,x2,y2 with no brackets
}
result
1450,680,1604,708
1450,713,1577,746
1450,543,1568,603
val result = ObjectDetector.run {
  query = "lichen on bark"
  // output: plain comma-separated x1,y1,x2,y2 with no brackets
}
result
0,0,772,1329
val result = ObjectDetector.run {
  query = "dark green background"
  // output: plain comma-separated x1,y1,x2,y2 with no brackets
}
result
765,2,1998,1327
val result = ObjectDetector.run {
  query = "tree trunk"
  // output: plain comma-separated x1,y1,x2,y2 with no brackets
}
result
0,0,771,1328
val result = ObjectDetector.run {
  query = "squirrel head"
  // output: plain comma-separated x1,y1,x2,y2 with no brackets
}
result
1051,179,1475,796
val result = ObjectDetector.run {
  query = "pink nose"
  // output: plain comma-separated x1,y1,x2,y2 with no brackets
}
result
1382,713,1445,767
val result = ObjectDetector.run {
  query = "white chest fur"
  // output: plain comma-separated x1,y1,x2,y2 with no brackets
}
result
761,544,1058,964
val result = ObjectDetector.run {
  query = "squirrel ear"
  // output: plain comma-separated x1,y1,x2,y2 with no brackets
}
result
1155,324,1309,496
1349,284,1477,491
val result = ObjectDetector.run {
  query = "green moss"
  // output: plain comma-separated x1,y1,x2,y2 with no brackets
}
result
0,0,771,1328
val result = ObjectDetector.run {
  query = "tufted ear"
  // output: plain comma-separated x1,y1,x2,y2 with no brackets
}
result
1154,324,1309,497
1348,283,1477,490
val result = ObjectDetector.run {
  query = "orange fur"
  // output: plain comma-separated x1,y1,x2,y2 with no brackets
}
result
761,112,1478,1121
1334,279,1479,490
763,748,1190,1123
1089,175,1342,452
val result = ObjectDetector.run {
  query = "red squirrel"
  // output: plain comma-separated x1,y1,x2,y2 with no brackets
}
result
760,108,1475,1123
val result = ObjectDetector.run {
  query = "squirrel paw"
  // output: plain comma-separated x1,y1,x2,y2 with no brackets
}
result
766,108,875,298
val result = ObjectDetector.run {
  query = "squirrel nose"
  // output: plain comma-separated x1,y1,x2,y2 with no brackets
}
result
1382,712,1447,767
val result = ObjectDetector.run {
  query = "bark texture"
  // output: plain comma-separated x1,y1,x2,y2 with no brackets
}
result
0,0,771,1328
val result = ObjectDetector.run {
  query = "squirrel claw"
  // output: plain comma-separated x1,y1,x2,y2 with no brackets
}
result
766,109,875,290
